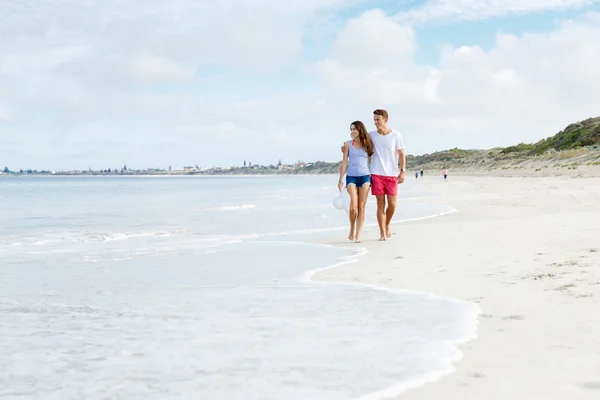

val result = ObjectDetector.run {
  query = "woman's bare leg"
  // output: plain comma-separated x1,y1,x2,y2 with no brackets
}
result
346,184,358,241
355,183,370,243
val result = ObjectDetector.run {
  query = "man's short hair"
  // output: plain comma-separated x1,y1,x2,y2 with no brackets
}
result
373,109,389,120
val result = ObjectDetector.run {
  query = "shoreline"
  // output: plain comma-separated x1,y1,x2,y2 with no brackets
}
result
313,175,600,399
3,162,600,178
301,241,480,400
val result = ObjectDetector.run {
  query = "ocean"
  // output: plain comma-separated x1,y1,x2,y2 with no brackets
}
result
0,175,479,400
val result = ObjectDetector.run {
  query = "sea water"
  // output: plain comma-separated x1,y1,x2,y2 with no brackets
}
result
0,175,479,400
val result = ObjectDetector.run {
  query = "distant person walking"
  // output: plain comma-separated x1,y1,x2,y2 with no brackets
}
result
343,109,406,241
443,168,448,180
338,121,374,243
420,170,424,179
415,171,419,179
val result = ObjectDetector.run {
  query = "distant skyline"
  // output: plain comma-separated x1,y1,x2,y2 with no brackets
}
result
1,160,300,173
1,1,600,170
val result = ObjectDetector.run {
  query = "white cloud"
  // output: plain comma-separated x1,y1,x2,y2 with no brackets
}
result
317,10,440,105
326,10,417,69
0,0,366,169
317,10,600,153
396,0,600,24
0,0,360,107
0,0,361,79
1,1,600,170
120,53,195,85
0,103,11,123
0,86,9,122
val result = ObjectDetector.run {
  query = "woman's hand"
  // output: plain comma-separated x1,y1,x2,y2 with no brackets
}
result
337,180,343,191
341,142,348,154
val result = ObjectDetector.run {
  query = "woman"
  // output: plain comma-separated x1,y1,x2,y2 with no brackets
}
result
337,121,374,243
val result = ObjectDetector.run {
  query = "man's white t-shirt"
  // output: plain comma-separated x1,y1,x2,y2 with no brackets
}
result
369,129,405,177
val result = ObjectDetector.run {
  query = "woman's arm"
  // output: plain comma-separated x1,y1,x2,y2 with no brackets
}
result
338,144,349,191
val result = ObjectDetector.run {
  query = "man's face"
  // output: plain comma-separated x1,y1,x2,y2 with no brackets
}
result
373,114,387,130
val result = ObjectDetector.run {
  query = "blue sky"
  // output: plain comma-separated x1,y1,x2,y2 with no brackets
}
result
1,0,600,171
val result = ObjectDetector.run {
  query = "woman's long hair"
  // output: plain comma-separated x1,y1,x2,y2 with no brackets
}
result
351,121,374,156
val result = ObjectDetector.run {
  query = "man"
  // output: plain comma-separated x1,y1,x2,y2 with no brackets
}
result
343,109,406,241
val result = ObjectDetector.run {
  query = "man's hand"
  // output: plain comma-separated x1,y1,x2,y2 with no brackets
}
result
341,142,348,154
397,170,405,184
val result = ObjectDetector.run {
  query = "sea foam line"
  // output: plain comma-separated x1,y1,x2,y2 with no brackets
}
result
291,225,480,400
234,207,457,241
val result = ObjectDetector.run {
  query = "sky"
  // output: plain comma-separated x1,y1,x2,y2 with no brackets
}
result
1,0,600,171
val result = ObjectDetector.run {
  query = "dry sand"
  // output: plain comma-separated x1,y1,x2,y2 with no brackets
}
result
451,164,600,178
314,174,600,399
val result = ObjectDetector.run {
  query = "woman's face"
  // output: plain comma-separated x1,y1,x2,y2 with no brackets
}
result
350,125,359,139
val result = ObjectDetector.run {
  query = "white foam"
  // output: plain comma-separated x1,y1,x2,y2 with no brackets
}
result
241,237,480,399
355,366,459,400
77,255,134,263
235,207,457,240
219,204,257,211
94,231,173,242
297,241,480,399
0,229,180,248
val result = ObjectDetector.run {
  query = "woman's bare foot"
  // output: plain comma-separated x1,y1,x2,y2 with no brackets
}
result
386,225,392,238
348,230,355,241
355,236,361,243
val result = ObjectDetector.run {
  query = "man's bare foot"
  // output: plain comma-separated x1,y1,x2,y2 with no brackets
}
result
386,225,392,238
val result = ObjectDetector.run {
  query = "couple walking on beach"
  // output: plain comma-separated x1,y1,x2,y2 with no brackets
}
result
337,109,406,243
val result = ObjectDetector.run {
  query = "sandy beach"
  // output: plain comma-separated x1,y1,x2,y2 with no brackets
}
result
315,174,600,399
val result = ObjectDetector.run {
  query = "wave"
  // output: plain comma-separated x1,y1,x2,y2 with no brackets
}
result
235,239,479,399
234,207,457,240
0,229,187,248
219,204,256,211
0,208,456,258
196,204,257,212
78,255,134,263
296,241,480,400
91,231,174,242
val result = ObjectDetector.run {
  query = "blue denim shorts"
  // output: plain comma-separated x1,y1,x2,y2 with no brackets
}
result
346,175,371,188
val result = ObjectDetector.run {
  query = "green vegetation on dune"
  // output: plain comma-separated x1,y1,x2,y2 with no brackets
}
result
407,147,478,167
501,117,600,155
409,117,600,171
534,117,600,154
500,142,536,154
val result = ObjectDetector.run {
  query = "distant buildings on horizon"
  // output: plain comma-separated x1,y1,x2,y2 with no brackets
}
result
1,159,312,175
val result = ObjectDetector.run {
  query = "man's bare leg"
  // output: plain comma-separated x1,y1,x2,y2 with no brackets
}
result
376,195,387,240
385,194,397,238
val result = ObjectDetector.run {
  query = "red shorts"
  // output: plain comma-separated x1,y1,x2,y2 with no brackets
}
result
371,174,398,196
